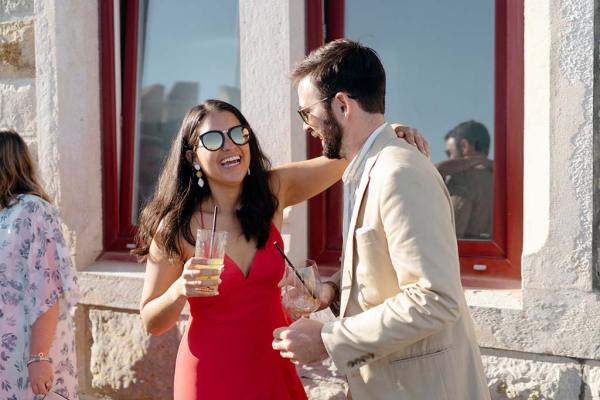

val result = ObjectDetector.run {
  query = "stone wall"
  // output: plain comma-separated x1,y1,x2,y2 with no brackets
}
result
0,0,35,142
467,0,598,366
1,0,599,399
593,0,600,290
482,348,600,400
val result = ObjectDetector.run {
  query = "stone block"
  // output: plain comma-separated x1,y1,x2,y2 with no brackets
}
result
482,349,582,399
0,19,34,78
0,0,33,22
74,305,92,397
300,359,348,400
88,309,186,400
0,81,35,133
584,361,600,400
302,378,347,400
297,309,348,399
78,264,148,311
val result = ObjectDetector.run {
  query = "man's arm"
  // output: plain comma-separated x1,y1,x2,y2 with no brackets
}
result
321,164,463,373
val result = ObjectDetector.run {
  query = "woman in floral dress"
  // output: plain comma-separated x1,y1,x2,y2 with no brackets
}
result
0,130,79,400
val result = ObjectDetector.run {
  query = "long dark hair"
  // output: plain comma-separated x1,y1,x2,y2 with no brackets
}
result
0,130,51,208
133,100,278,262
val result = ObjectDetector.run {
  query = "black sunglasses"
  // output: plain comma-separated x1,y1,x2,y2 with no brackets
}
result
297,96,332,125
297,93,358,125
197,125,251,151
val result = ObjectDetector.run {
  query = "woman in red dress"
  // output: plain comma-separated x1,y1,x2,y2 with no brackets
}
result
133,100,426,399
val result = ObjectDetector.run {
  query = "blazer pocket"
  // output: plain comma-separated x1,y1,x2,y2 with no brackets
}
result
355,225,375,236
354,228,383,307
354,226,377,251
389,348,455,400
389,347,450,365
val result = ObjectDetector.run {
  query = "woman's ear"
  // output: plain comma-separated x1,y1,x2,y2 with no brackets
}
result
185,150,194,164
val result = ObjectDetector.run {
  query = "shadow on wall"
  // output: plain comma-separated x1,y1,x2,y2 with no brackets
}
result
128,328,182,399
78,307,186,400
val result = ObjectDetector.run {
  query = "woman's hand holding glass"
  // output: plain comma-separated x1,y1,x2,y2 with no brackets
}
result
178,228,228,297
179,257,224,297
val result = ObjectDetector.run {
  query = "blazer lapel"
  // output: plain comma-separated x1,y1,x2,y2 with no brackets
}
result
339,125,397,317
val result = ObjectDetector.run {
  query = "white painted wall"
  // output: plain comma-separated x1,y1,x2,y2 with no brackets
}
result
239,0,308,263
470,0,598,360
34,0,103,269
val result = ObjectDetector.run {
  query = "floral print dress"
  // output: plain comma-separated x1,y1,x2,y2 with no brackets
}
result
0,194,79,400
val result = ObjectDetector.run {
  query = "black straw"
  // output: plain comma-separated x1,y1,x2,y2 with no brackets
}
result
273,241,317,299
209,206,218,258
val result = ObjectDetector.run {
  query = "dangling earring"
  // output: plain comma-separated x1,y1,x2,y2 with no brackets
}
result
194,163,204,187
247,168,251,176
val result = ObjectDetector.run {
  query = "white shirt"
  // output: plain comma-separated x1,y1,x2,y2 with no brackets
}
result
341,122,388,247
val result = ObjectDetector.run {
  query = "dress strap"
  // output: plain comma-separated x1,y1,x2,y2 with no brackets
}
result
195,209,205,229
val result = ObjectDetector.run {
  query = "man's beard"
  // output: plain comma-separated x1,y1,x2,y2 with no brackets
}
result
320,109,343,159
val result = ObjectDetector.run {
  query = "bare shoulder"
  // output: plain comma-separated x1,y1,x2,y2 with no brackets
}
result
147,219,188,269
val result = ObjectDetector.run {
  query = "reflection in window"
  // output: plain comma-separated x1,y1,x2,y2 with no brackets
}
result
436,121,493,239
132,0,240,221
344,0,494,240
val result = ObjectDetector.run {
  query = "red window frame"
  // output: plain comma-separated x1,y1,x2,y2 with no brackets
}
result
306,0,523,287
100,0,140,260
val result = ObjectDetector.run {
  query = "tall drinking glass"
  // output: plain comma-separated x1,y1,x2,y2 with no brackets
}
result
191,229,228,294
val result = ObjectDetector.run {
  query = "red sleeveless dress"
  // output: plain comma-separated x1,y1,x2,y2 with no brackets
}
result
173,224,308,399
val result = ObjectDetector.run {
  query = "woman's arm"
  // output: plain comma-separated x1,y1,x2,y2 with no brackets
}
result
272,156,348,209
28,300,58,396
140,238,222,335
140,239,189,336
272,125,429,209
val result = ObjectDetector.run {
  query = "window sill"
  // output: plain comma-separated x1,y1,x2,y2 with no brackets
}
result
464,287,522,310
78,261,190,315
78,262,521,314
78,260,146,311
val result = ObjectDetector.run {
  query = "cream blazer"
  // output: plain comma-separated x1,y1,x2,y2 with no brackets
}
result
321,125,490,400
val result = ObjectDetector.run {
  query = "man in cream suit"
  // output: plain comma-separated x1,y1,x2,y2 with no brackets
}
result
272,39,490,399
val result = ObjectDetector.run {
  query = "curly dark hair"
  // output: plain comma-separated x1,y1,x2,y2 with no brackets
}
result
133,100,278,262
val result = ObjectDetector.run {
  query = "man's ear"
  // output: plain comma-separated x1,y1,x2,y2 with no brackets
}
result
333,92,351,118
460,138,471,153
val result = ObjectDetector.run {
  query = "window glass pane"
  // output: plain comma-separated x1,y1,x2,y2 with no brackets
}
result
345,0,494,240
132,0,240,220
